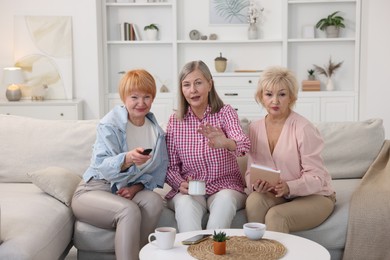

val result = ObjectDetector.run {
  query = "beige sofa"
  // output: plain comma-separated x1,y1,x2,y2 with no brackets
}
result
0,114,386,260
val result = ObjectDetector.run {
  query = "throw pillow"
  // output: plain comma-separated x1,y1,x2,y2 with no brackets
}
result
27,166,82,206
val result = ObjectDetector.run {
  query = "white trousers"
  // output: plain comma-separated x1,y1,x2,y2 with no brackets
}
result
167,189,246,232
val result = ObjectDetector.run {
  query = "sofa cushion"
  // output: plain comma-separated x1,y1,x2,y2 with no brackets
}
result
0,183,74,259
0,115,98,183
315,118,384,179
27,166,82,206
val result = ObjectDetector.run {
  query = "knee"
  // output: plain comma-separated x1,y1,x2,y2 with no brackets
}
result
265,208,288,232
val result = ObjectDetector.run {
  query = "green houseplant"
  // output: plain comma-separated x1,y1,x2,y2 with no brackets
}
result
307,69,315,80
144,23,159,41
213,231,228,255
315,11,345,38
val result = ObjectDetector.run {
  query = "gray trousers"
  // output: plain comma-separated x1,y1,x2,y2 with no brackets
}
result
72,179,163,260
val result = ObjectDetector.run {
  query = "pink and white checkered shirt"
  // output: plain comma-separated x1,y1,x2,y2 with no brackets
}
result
165,105,250,199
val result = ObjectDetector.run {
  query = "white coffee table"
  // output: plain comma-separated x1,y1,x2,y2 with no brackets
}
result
140,228,330,259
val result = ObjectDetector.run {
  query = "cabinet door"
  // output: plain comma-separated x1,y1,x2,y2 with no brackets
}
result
294,97,320,122
321,97,355,122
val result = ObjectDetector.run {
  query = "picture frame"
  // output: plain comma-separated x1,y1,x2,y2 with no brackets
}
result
209,0,250,25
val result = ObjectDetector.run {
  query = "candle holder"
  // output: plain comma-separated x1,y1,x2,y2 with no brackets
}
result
2,67,24,101
6,84,22,101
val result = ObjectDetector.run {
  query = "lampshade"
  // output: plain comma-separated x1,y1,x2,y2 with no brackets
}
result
2,67,24,85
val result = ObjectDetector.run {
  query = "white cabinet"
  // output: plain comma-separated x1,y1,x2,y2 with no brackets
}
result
99,0,361,124
213,73,265,120
0,99,83,120
295,92,356,122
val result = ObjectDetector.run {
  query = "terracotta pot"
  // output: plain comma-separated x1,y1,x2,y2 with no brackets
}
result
213,241,226,255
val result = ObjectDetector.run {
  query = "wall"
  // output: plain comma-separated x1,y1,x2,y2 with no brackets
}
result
359,0,390,138
0,0,102,120
0,0,389,138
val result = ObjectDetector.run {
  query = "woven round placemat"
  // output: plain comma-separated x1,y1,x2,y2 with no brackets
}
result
187,236,286,260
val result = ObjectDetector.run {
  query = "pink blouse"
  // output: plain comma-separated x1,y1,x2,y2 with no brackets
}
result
245,111,334,197
165,105,250,199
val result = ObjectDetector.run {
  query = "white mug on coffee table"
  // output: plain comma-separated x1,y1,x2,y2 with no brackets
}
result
148,227,176,250
188,180,206,195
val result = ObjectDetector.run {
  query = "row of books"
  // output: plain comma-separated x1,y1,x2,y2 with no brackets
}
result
120,22,141,41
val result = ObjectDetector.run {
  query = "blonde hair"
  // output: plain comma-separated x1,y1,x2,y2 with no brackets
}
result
255,66,298,108
118,69,156,103
176,60,224,120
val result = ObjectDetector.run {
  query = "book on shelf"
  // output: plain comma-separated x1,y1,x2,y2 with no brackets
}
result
120,22,137,41
249,163,281,186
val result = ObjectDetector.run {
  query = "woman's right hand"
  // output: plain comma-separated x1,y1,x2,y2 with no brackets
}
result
179,180,190,194
252,179,274,193
124,148,151,167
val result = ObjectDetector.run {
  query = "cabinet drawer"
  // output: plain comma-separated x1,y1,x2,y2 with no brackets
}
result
216,86,257,100
213,76,259,87
223,100,264,117
0,105,79,120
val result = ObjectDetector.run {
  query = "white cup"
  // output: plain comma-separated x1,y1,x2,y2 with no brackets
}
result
188,180,206,195
148,227,176,250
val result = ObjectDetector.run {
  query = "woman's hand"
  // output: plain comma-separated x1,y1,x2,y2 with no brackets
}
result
117,183,144,200
197,123,236,150
274,180,290,198
179,180,190,194
252,179,275,193
123,148,152,169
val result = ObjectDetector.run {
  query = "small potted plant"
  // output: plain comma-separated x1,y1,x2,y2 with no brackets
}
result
315,11,345,38
307,69,316,80
213,230,228,255
144,23,159,41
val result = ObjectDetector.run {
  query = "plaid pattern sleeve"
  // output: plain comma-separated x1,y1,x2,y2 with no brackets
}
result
165,105,250,199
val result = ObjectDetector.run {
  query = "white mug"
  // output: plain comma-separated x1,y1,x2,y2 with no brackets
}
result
148,227,176,250
188,180,206,195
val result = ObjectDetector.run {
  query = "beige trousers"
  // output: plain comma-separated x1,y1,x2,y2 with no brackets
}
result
72,179,163,260
245,191,336,233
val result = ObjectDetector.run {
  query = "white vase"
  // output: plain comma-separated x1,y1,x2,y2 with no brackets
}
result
248,23,258,40
145,29,158,41
326,77,334,91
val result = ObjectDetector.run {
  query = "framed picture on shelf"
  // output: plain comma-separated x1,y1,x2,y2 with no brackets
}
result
209,0,249,25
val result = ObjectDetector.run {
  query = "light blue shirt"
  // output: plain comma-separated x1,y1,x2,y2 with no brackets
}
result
83,105,168,191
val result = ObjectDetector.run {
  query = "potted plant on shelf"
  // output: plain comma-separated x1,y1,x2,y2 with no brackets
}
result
307,69,316,80
144,23,159,41
315,11,345,38
302,68,320,91
213,230,229,255
313,57,343,91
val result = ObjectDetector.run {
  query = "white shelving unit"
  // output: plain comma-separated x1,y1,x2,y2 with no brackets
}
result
100,0,360,124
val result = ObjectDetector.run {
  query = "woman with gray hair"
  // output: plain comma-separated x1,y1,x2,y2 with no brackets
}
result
165,60,250,232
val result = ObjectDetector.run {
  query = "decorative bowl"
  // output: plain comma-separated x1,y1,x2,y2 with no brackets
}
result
243,222,266,240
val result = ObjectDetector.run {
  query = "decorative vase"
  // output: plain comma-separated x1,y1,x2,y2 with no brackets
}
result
248,23,258,40
145,29,158,41
326,77,334,91
213,241,226,255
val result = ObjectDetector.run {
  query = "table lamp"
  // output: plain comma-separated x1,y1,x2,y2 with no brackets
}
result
2,67,24,101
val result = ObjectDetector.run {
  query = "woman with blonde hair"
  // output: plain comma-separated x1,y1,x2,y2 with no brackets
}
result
245,66,335,233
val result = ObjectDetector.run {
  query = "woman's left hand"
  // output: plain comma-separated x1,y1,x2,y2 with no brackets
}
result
274,180,290,198
197,123,229,149
117,183,144,200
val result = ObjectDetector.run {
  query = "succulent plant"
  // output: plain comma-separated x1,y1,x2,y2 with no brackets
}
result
213,230,229,242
